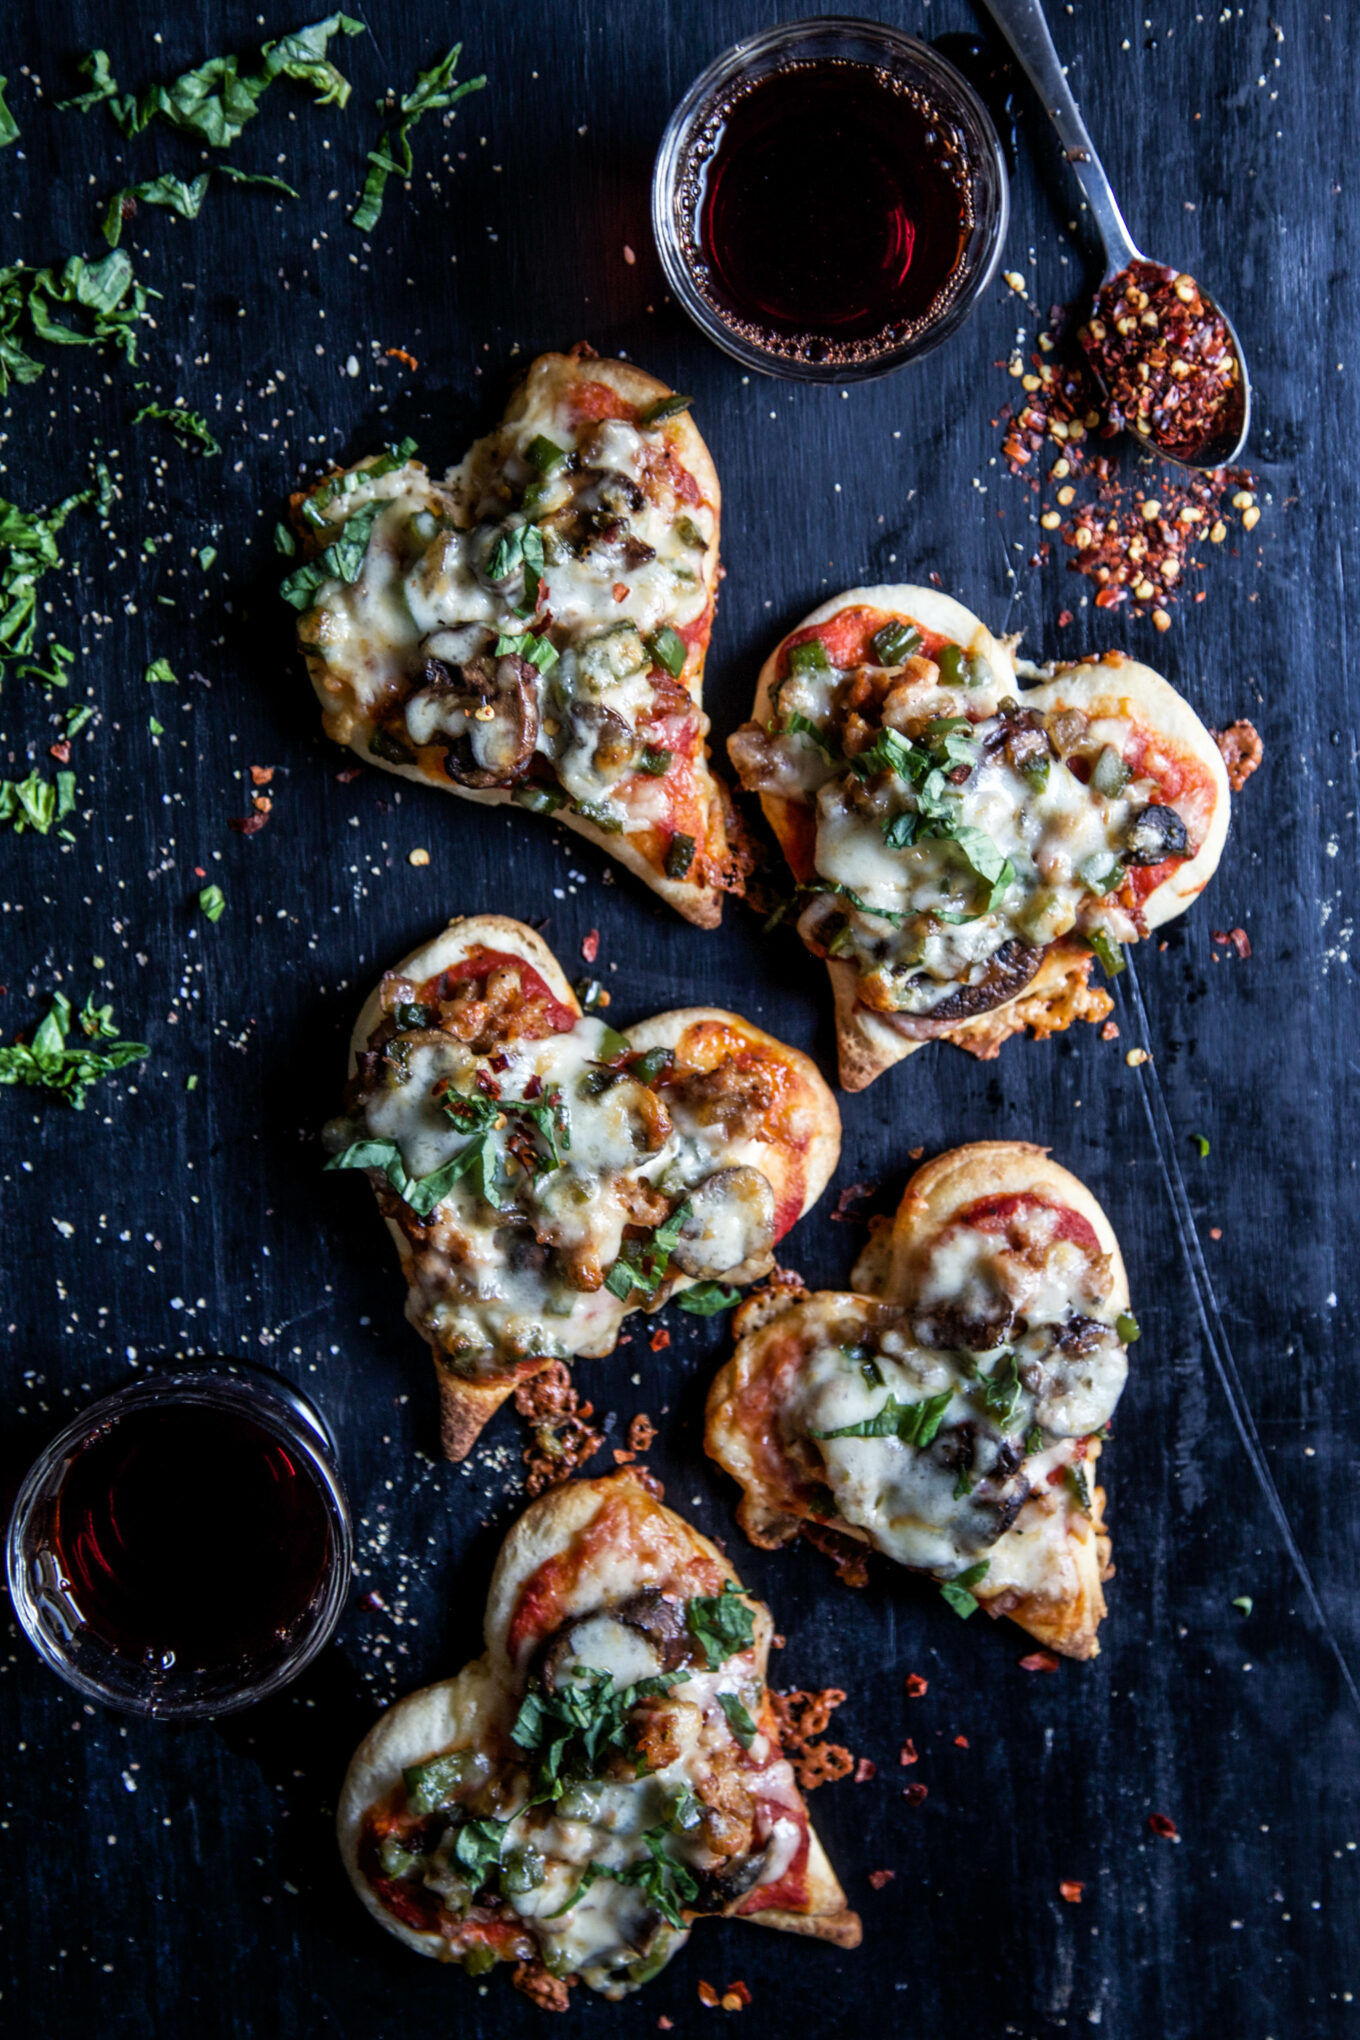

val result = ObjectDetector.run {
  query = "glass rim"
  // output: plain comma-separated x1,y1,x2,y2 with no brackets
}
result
651,15,1010,384
6,1362,353,1720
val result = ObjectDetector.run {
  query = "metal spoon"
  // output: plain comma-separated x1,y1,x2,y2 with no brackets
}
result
979,0,1251,470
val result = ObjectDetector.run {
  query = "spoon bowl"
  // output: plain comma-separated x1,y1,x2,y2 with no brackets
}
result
982,0,1251,474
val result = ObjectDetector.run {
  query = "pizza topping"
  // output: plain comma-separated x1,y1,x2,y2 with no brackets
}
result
326,964,799,1381
732,627,1213,1017
724,1201,1130,1599
359,1576,809,1996
293,364,727,892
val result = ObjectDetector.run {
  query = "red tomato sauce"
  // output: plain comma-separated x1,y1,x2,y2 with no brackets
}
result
957,1192,1100,1253
421,947,578,1033
567,379,636,424
780,606,954,676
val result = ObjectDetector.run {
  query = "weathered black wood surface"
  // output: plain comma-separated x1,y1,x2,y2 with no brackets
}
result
1,3,1355,2034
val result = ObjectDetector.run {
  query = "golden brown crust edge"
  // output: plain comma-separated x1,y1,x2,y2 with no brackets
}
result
301,349,736,928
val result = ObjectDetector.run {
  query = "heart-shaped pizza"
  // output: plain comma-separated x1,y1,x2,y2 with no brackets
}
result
324,915,841,1459
706,1143,1136,1660
728,585,1230,1088
287,345,749,926
338,1470,861,2007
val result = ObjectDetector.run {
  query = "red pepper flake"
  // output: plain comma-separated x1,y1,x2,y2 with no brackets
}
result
721,1982,752,2010
698,1982,720,2009
48,740,71,764
251,794,273,815
1100,1020,1121,1041
581,928,600,963
905,1673,928,1698
1148,1812,1180,1841
229,813,268,835
612,581,630,602
658,2022,674,2033
628,1413,657,1452
1057,608,1074,627
907,1146,925,1161
650,1327,671,1353
830,1179,878,1223
385,346,419,370
903,1782,929,1807
854,1757,877,1783
868,1869,896,1890
193,866,206,878
1060,1880,1085,1903
335,765,363,783
612,1448,636,1464
522,1071,543,1099
1211,926,1252,958
1210,1227,1223,1241
249,765,275,786
1019,1650,1061,1673
953,1735,970,1749
899,1740,918,1766
514,1361,604,1495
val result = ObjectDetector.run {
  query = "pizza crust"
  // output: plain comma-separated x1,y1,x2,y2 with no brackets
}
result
298,349,741,928
738,593,1230,1088
339,919,842,1461
705,1144,1131,1659
336,1472,861,1991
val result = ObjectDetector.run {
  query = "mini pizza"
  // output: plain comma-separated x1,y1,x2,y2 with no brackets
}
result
728,585,1230,1088
286,345,748,926
337,1470,861,2006
324,914,841,1460
705,1143,1137,1659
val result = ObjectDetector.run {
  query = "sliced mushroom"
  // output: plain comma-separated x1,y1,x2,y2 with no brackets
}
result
555,699,639,788
877,938,1046,1037
404,652,539,787
612,1589,701,1673
914,1300,1022,1353
537,1611,670,1695
673,1166,777,1282
1123,802,1189,865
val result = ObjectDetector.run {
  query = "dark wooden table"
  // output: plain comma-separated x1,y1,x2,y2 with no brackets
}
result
2,3,1355,2034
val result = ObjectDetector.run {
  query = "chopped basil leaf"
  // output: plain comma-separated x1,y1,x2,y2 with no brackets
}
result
664,831,695,880
870,620,922,666
454,1818,507,1884
1190,1131,1210,1158
510,1663,687,1804
813,1389,953,1449
144,657,177,684
939,1560,990,1619
198,884,226,923
952,1464,974,1499
1115,1311,1140,1344
0,767,77,836
273,521,296,556
494,630,558,673
1087,929,1125,978
976,1351,1023,1429
1232,1595,1253,1616
717,1692,757,1750
133,401,220,456
647,624,687,677
637,393,693,426
0,990,146,1109
603,1200,692,1302
1025,1423,1044,1456
676,1281,741,1316
279,499,383,609
352,41,486,231
0,77,18,149
102,172,209,246
686,1583,755,1668
777,711,843,766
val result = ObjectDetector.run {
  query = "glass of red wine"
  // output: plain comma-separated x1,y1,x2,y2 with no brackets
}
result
6,1365,353,1719
653,18,1009,382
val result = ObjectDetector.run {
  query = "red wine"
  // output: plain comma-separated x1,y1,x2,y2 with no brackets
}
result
52,1402,334,1675
689,61,974,365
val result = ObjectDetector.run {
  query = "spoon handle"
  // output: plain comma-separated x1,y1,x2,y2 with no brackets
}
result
979,0,1142,275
